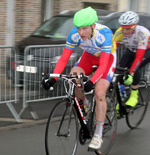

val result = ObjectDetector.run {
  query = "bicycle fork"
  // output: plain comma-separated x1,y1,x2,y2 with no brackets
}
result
55,101,74,137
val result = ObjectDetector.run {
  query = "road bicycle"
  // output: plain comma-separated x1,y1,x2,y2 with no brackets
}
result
44,66,149,155
111,66,149,129
44,73,117,155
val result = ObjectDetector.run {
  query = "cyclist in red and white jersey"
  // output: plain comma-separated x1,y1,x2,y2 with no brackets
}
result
42,7,117,150
114,11,150,113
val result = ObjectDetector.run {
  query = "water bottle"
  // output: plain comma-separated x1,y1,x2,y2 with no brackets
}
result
120,84,126,99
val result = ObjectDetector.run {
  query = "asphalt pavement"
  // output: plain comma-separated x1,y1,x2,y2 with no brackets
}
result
0,98,60,132
0,99,150,155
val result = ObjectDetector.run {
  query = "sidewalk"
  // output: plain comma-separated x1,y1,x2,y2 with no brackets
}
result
0,99,59,133
0,94,93,132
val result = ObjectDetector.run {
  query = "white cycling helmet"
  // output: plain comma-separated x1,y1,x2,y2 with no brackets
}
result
118,11,139,28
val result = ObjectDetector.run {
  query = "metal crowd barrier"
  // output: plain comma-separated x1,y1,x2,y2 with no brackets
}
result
19,44,150,119
1,44,149,121
0,46,21,122
18,44,82,119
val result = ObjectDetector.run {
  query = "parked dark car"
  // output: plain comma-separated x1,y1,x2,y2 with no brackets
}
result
6,9,150,87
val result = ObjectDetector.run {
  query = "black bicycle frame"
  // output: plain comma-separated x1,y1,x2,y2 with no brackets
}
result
115,77,128,115
73,96,91,139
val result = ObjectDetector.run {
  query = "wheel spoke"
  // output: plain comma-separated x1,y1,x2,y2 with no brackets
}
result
45,99,79,155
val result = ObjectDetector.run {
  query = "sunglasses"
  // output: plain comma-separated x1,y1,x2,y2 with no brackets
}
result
122,25,136,31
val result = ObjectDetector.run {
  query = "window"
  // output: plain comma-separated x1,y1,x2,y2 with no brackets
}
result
139,16,150,30
84,2,109,10
105,18,120,33
33,16,74,38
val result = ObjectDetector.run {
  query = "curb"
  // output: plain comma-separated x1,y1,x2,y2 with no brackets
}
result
0,119,47,134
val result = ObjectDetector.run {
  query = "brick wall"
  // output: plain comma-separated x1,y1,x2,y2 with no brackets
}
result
58,0,82,14
15,0,42,43
0,0,7,45
0,0,118,46
57,0,118,15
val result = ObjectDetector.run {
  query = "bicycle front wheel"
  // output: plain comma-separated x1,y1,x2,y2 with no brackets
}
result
45,99,79,155
126,79,149,129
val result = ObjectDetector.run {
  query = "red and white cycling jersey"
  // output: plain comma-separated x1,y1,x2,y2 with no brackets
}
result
114,25,150,73
53,23,117,83
114,25,150,51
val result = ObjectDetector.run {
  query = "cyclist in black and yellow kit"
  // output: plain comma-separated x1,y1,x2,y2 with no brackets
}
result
114,11,150,116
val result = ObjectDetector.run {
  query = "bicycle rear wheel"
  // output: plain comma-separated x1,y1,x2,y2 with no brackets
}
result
45,99,79,155
126,79,149,129
95,92,117,155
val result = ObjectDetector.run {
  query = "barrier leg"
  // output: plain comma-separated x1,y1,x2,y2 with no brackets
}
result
19,105,39,120
6,102,22,123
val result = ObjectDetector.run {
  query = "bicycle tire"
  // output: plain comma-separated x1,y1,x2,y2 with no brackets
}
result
95,92,117,155
45,99,79,155
126,79,149,129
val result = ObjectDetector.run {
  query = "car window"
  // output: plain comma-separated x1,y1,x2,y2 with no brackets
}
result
104,18,120,33
33,16,74,39
97,17,120,34
97,19,106,25
139,16,150,30
53,18,74,38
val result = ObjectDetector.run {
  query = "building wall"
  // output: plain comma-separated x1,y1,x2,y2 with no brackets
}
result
1,0,150,46
118,0,127,11
55,0,118,15
139,0,146,12
0,0,118,45
53,0,82,15
0,0,7,45
15,0,42,43
118,0,149,12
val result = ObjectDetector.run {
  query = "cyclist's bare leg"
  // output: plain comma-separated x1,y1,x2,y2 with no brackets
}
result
70,66,86,101
88,79,109,150
95,79,109,122
131,84,139,89
71,66,109,121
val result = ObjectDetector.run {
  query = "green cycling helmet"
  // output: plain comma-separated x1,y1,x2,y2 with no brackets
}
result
73,7,98,27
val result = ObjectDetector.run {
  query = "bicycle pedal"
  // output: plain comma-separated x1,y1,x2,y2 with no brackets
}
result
126,108,134,114
126,106,134,113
